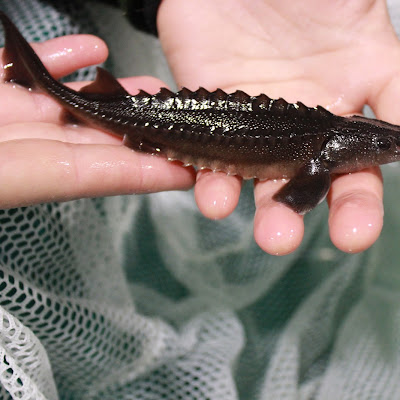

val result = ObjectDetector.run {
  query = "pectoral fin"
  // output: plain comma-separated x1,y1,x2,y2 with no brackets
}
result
273,158,331,214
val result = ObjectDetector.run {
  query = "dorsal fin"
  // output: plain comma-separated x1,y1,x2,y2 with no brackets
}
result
79,67,128,96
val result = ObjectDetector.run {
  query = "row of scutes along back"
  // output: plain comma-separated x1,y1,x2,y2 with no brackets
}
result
131,86,334,117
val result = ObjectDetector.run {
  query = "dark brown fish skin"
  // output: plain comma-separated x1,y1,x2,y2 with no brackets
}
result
1,11,400,214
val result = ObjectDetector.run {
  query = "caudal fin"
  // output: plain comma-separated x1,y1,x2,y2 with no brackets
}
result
0,11,51,89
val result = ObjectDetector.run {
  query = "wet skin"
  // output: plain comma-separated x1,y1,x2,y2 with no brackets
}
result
2,1,400,255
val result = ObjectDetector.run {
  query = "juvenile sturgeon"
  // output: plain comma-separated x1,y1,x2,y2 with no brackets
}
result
1,11,400,214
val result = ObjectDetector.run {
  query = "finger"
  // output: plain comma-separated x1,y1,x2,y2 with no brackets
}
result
0,121,122,144
194,170,242,219
0,139,195,209
254,179,304,255
328,168,384,253
0,35,108,80
368,74,400,125
327,69,400,253
0,75,165,127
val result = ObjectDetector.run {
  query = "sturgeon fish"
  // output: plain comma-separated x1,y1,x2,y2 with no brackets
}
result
1,11,400,213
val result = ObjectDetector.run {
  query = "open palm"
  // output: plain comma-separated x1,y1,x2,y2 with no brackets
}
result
0,34,195,209
158,0,400,254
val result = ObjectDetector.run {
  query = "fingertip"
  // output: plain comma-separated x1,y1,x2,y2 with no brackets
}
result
194,170,241,219
132,154,196,193
328,168,384,253
254,203,304,256
253,179,304,255
329,193,384,253
37,34,109,78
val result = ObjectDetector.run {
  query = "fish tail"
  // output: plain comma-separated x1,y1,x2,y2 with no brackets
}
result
0,11,53,90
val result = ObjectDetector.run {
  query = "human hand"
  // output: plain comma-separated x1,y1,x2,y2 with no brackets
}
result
157,0,400,255
0,33,195,210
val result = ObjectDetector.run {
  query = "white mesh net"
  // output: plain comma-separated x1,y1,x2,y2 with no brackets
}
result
0,1,400,399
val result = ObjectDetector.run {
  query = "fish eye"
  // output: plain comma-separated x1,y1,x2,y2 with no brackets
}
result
376,137,392,151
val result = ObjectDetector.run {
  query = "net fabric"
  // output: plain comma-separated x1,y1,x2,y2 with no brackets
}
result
0,1,399,399
0,201,243,400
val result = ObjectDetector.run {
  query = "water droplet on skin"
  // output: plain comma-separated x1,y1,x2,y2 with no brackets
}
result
325,94,345,111
49,48,73,61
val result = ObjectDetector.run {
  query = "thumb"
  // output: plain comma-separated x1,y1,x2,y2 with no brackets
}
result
369,72,400,124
